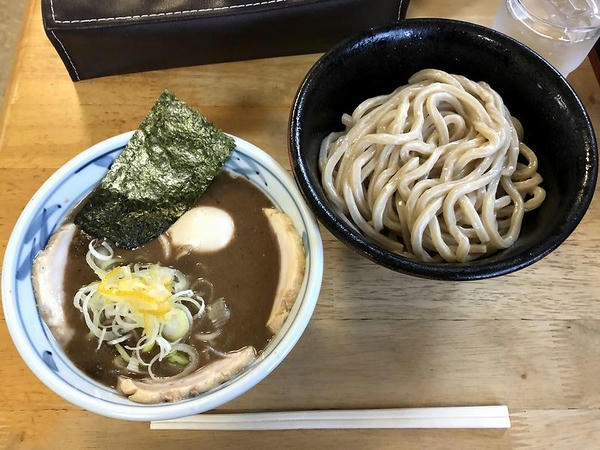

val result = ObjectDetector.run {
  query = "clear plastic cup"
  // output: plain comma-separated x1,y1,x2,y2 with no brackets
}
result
493,0,600,76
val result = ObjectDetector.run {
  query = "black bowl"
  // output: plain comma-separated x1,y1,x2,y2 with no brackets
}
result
289,19,597,281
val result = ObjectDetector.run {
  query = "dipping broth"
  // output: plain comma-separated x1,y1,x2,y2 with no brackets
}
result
62,172,280,387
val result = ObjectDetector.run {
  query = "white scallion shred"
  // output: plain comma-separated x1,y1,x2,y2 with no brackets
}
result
96,327,107,350
126,356,142,373
75,240,231,380
207,298,230,328
206,344,229,358
195,329,222,341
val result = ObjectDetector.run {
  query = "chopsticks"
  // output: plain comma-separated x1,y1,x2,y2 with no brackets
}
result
150,405,510,430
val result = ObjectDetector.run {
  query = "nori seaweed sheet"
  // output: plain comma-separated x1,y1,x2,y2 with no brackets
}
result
74,91,235,249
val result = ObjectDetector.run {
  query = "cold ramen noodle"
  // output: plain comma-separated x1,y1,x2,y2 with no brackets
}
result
320,69,546,263
32,93,305,404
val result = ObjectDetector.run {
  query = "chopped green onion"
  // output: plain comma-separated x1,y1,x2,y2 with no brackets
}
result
167,351,189,366
115,343,130,362
142,341,155,353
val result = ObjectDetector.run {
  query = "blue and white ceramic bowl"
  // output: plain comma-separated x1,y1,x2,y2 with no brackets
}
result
2,132,323,421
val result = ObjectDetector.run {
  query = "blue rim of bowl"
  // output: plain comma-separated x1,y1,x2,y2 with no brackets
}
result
288,18,598,281
2,131,323,421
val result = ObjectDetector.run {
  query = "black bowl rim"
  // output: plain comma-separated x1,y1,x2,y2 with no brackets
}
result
288,18,598,281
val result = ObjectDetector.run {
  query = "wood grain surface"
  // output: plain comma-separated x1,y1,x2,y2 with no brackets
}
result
1,0,599,448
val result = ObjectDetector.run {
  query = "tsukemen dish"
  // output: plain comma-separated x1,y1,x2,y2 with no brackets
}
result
31,92,306,404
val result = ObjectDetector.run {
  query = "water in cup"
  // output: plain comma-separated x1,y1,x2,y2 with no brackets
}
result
493,0,600,76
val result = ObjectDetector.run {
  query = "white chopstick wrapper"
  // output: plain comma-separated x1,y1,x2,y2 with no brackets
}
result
151,406,510,430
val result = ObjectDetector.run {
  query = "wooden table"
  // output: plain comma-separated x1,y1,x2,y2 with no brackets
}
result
1,0,599,448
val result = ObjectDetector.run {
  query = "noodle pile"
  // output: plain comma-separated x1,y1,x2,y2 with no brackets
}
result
319,69,545,262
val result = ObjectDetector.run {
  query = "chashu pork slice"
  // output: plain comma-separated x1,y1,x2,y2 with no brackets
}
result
263,208,306,334
117,346,256,404
31,223,77,346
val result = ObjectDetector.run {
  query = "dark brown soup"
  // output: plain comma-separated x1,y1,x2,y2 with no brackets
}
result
62,172,280,387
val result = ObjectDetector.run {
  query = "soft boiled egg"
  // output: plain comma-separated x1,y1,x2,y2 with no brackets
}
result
167,206,235,252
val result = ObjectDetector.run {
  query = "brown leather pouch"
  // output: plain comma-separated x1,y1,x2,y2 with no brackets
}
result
41,0,409,81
